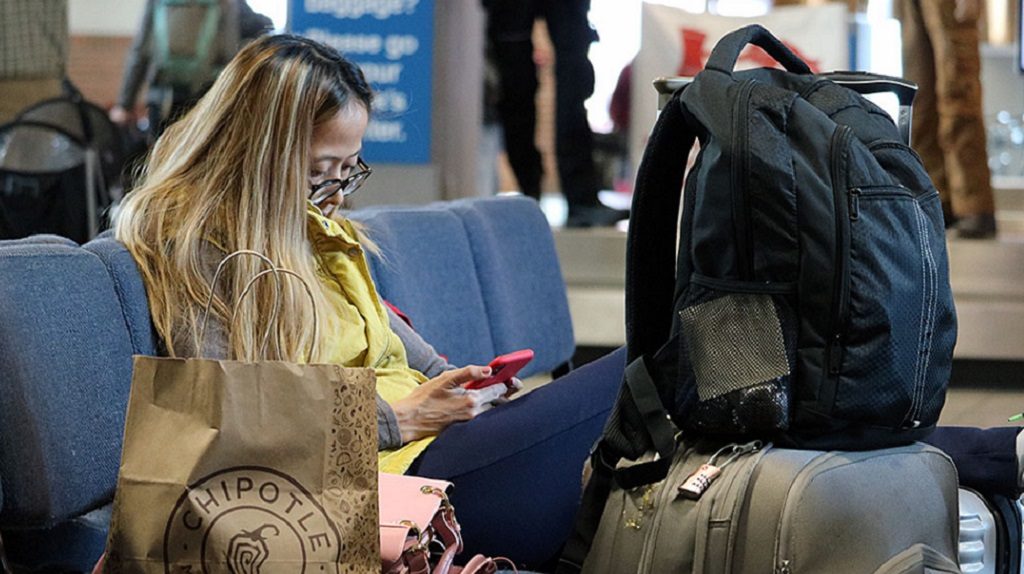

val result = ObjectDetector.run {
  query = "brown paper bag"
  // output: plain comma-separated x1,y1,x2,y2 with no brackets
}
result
103,358,379,573
103,255,379,573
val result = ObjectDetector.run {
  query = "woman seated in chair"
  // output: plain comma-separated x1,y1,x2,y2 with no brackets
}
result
114,33,623,570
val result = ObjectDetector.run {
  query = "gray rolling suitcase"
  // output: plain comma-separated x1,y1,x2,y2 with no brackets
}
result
581,440,961,574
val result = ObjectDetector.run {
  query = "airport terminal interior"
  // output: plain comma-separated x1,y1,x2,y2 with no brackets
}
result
4,0,1024,572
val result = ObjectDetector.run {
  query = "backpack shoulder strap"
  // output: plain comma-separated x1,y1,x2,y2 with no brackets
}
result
558,355,677,574
625,88,695,362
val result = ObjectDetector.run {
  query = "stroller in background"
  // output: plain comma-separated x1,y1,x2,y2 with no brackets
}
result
0,82,125,243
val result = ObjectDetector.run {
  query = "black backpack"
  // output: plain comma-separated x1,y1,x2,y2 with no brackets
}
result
559,26,958,571
561,24,958,568
622,22,955,454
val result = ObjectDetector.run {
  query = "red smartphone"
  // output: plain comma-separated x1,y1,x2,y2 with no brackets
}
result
463,349,534,390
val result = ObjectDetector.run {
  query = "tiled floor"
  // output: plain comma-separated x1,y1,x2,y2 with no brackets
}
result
942,361,1024,428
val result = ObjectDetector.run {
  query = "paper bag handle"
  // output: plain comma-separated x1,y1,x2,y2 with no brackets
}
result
199,250,281,358
236,267,320,361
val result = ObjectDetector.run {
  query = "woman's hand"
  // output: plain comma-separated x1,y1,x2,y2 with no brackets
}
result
391,365,511,443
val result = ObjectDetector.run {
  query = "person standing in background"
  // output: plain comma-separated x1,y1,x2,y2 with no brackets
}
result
898,0,997,239
482,0,629,227
0,0,67,124
108,0,272,139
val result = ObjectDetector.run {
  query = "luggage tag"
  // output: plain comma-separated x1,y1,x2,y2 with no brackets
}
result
678,441,761,500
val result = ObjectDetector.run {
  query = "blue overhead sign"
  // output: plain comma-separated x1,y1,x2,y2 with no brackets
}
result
290,0,434,164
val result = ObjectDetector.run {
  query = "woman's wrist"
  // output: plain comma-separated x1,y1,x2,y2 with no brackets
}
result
392,399,427,443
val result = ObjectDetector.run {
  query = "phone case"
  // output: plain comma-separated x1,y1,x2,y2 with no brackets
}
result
464,349,535,390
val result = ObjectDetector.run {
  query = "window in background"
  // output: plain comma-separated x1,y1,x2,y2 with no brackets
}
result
247,0,287,32
586,0,642,133
709,0,770,17
585,0,771,133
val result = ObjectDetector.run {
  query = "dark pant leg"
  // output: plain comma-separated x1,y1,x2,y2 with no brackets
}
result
486,0,543,199
543,0,600,210
409,347,626,569
922,425,1021,497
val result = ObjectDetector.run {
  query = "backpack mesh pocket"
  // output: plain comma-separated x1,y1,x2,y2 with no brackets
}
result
677,291,792,435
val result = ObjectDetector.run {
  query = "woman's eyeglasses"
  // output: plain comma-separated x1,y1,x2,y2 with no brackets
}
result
309,157,373,206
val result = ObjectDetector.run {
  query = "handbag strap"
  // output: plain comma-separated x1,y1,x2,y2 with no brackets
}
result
429,497,463,574
401,543,431,574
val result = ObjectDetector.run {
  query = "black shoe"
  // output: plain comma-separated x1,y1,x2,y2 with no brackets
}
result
565,205,630,228
955,213,997,239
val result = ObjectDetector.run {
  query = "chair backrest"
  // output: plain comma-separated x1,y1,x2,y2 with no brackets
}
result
350,206,497,367
0,241,135,528
351,196,575,376
449,196,575,377
82,238,159,357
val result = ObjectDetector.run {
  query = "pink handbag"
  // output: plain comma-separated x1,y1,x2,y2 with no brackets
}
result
379,473,513,574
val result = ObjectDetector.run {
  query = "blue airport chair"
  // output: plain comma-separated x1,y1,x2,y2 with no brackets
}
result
0,241,132,570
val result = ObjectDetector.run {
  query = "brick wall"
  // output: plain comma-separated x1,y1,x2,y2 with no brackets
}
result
67,35,134,109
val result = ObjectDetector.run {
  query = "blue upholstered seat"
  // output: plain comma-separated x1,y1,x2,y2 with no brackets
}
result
449,196,575,378
82,237,158,357
350,206,497,367
0,242,132,570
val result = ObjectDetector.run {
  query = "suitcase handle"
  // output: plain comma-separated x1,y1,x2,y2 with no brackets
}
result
819,71,917,145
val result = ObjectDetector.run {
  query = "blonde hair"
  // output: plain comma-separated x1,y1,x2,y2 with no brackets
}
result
116,34,374,362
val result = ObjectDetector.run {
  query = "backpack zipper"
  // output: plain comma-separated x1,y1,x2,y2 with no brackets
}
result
773,453,832,574
902,195,940,429
847,185,916,221
833,183,937,429
732,80,757,280
824,126,853,390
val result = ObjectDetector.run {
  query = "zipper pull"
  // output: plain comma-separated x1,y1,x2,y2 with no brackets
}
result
848,188,860,221
777,559,792,574
732,440,763,456
828,334,843,375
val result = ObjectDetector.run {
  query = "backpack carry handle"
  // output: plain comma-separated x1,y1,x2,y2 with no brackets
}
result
704,24,812,76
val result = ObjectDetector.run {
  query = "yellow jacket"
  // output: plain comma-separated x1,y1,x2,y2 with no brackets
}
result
307,206,434,474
